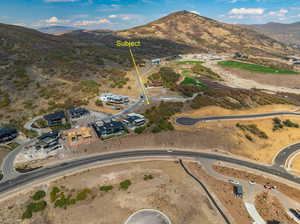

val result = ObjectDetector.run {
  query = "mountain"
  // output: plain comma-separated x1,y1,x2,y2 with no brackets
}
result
246,22,300,45
64,11,296,58
38,26,80,35
116,11,295,57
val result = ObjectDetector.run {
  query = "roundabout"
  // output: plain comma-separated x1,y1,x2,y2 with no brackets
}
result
124,209,171,224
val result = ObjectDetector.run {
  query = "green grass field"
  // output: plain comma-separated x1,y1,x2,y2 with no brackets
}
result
181,77,205,87
218,60,298,75
176,61,203,65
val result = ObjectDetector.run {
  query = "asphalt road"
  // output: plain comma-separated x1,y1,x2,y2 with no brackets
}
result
176,112,300,126
1,149,300,197
273,142,300,168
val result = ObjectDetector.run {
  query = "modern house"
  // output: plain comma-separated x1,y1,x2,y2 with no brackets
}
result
35,131,60,151
123,113,146,128
92,120,125,139
44,110,66,127
0,128,18,143
68,107,90,120
233,185,243,197
151,58,161,65
100,93,129,104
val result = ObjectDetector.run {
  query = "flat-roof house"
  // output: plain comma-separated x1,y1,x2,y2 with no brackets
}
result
0,128,18,143
100,93,129,104
123,113,146,128
44,110,66,127
68,108,90,120
151,58,161,65
35,131,60,150
92,120,125,139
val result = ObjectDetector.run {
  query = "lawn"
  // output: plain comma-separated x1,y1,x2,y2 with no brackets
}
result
218,60,298,74
176,61,203,65
181,77,205,87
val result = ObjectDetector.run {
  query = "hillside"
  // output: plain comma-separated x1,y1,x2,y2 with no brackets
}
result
38,26,80,35
0,23,137,130
247,22,300,45
116,11,295,57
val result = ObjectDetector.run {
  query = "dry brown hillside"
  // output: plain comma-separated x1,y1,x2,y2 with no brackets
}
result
117,10,295,57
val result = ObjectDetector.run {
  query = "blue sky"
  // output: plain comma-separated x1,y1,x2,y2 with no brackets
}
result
1,0,300,29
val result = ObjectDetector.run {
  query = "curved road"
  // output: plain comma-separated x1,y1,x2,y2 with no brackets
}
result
273,142,300,168
176,112,300,126
2,150,300,196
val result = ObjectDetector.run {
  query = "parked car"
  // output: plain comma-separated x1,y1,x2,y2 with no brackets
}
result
249,180,256,185
229,180,240,185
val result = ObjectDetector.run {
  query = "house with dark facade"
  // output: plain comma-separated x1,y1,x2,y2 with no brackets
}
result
68,108,90,120
0,128,18,143
44,110,66,127
92,120,125,139
35,131,60,150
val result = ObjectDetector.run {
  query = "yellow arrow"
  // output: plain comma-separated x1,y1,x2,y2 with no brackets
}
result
128,47,150,105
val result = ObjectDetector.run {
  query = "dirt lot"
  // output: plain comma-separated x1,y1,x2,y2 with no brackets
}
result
0,161,225,224
224,66,300,90
213,164,300,203
187,162,253,224
255,192,297,224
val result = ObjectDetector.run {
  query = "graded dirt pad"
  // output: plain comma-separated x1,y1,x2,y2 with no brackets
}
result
0,161,225,224
223,66,300,89
255,192,297,224
174,110,300,164
213,165,300,204
186,163,253,224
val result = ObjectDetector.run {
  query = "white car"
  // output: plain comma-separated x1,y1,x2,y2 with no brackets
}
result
167,150,173,153
229,179,240,185
249,180,256,185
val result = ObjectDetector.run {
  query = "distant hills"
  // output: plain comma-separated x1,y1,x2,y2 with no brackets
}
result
38,26,80,35
0,11,299,126
246,22,300,45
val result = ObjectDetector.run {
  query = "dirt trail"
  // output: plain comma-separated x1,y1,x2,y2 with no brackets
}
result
204,61,300,94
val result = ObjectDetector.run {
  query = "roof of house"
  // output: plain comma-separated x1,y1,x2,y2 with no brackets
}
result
0,128,17,136
68,107,89,114
44,110,65,121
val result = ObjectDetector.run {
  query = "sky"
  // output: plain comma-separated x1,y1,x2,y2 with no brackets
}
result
1,0,300,30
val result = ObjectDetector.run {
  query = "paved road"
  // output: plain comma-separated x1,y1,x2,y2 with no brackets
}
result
273,142,300,168
1,139,36,181
2,149,300,197
23,115,50,135
176,112,300,126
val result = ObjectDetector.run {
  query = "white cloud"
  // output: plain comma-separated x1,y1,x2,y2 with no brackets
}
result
46,16,58,23
229,8,264,15
268,8,288,17
108,14,118,19
32,16,70,27
74,18,111,26
44,0,78,2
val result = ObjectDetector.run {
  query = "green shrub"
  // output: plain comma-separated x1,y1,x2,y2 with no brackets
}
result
144,174,153,180
32,190,46,201
283,119,299,128
76,189,91,201
99,185,113,192
95,99,103,107
134,126,146,134
120,180,132,190
50,187,60,202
